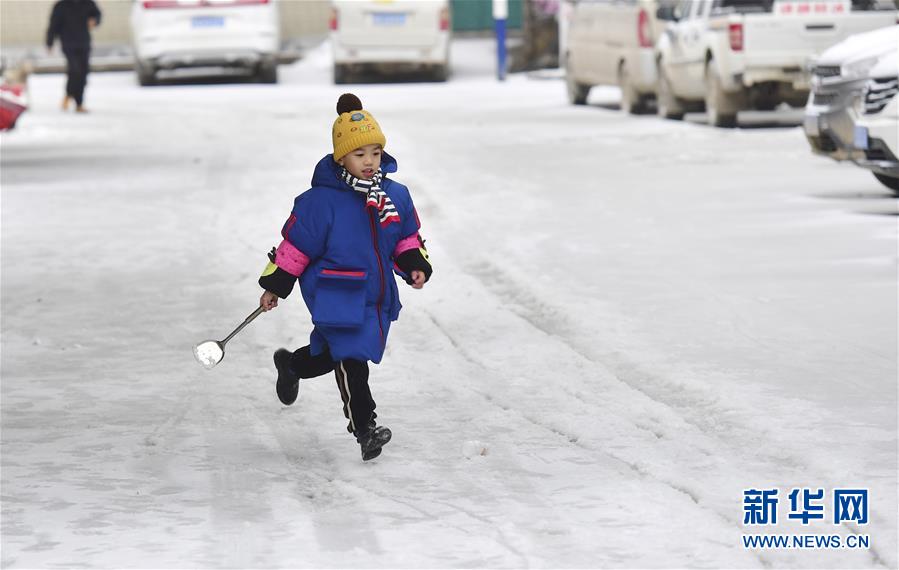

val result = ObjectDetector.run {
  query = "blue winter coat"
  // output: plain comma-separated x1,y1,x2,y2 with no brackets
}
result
283,152,421,364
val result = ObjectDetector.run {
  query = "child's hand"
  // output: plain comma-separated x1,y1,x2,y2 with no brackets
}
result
410,270,426,289
260,290,279,311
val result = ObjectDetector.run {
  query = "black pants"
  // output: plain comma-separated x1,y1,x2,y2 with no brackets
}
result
63,47,90,106
289,346,376,437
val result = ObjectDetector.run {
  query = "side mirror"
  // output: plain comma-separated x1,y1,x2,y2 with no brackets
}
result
656,5,678,21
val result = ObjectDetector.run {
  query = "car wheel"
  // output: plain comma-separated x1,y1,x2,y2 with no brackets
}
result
618,61,647,115
136,62,157,87
656,61,684,120
333,64,349,85
257,60,278,84
755,98,779,111
705,58,739,128
431,63,449,82
565,55,590,105
873,172,899,195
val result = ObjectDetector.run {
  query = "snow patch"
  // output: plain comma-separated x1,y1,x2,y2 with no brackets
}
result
461,440,489,458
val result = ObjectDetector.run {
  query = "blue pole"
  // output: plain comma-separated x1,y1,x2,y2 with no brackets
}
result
495,18,507,81
493,0,508,81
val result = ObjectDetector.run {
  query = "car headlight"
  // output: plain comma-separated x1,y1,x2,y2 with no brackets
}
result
841,55,880,81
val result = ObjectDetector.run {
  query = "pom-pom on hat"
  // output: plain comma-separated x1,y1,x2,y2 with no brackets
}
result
332,93,387,161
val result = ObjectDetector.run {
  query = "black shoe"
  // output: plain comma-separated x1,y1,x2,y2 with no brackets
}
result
274,348,299,406
356,426,392,461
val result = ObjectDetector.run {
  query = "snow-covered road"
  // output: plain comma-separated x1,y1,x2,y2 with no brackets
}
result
2,39,896,569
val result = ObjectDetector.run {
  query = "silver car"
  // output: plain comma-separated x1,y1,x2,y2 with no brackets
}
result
803,25,899,162
852,49,899,193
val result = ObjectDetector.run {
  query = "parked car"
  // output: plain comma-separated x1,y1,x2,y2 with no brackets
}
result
852,49,899,193
330,0,451,84
803,25,898,163
655,0,897,127
130,0,280,86
564,0,676,113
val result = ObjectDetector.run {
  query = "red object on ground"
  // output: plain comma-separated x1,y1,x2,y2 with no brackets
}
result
0,84,28,131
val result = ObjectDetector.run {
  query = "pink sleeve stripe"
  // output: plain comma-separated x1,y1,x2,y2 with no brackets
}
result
275,239,310,277
393,233,420,258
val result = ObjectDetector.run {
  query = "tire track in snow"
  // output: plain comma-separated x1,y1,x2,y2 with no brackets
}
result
407,247,894,567
421,306,750,536
439,256,890,569
460,256,817,468
398,301,761,566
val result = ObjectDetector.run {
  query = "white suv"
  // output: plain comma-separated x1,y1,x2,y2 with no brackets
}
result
565,0,675,114
804,26,899,163
330,0,451,83
130,0,280,85
852,50,899,193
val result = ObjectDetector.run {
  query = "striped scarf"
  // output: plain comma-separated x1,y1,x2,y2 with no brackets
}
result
339,167,400,228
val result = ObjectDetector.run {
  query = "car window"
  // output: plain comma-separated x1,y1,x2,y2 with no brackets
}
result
712,0,774,14
692,0,709,18
851,0,897,11
674,0,693,20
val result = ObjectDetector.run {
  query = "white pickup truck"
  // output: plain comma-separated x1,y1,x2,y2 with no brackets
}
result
655,0,897,127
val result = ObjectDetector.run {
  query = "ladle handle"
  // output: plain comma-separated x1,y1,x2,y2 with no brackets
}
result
221,306,265,346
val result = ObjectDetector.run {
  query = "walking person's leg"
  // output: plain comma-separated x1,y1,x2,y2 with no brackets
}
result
72,48,90,112
62,48,76,110
333,359,375,435
334,360,390,460
274,345,334,405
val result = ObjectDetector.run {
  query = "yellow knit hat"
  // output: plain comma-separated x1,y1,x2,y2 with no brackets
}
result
332,93,387,161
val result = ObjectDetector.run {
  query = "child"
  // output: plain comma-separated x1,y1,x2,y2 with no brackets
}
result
258,93,432,461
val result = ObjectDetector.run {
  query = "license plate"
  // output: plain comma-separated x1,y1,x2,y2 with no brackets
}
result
372,12,405,26
803,115,820,137
853,125,868,150
192,15,225,28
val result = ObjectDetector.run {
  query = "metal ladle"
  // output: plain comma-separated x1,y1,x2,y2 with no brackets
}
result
193,306,264,370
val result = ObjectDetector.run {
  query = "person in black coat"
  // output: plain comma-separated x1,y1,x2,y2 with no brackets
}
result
46,0,102,113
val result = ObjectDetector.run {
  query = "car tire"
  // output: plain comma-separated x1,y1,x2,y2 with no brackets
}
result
136,62,157,87
755,98,779,112
705,58,739,128
333,64,350,85
431,63,449,82
565,54,590,105
618,61,647,115
873,172,899,195
257,60,278,84
656,61,684,120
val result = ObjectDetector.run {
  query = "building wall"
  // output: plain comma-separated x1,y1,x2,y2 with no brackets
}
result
278,0,331,39
0,0,331,48
451,0,521,31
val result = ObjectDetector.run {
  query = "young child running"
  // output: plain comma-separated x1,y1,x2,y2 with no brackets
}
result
258,93,432,461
